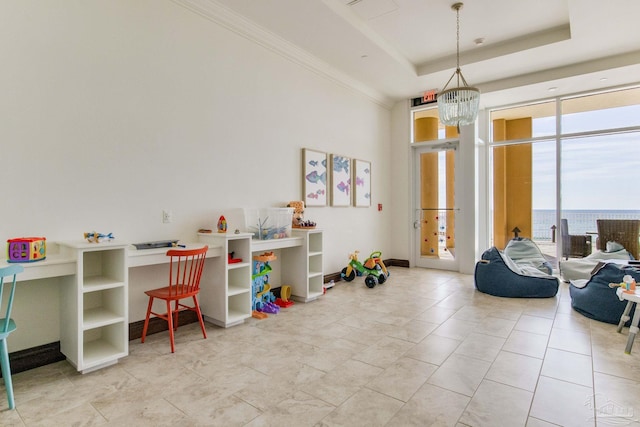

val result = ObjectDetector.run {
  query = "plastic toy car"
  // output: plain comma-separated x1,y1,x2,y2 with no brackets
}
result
340,250,390,288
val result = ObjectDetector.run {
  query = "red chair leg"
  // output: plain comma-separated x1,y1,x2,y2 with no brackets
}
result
173,300,180,331
193,296,207,339
166,299,175,353
141,296,154,343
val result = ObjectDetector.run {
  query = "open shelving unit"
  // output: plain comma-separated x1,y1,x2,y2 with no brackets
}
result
197,232,253,328
58,241,129,373
282,229,324,302
198,229,324,325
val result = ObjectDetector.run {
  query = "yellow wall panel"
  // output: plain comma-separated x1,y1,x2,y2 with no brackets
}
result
414,117,438,142
492,118,533,249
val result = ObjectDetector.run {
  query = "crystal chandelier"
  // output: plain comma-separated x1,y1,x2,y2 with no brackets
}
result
437,2,480,128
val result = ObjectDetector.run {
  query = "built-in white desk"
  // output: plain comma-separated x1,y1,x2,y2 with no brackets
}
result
6,244,224,281
2,230,323,373
1,242,224,373
8,254,76,282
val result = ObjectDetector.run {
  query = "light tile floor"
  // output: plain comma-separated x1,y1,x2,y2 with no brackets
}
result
2,266,640,426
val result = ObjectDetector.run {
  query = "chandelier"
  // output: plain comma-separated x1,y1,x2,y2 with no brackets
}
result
437,2,480,128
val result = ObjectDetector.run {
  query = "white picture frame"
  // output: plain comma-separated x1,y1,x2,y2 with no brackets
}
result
302,148,327,206
330,154,351,207
353,159,371,207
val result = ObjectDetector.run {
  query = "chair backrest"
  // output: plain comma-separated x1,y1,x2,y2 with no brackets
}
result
166,246,208,297
596,219,640,259
0,264,24,334
560,219,569,238
560,219,570,255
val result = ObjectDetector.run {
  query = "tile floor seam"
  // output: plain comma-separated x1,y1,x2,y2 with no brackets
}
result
537,373,595,391
88,401,110,424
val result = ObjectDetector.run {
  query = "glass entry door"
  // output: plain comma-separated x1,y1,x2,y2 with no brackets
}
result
413,144,459,270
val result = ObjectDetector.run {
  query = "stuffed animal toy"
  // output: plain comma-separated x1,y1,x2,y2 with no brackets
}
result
287,201,316,228
287,201,305,227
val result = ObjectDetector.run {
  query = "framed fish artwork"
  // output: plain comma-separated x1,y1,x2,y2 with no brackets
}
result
302,148,328,206
330,154,351,207
353,159,371,207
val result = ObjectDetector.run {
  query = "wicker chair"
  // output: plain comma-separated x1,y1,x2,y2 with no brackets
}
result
560,219,592,259
596,219,640,260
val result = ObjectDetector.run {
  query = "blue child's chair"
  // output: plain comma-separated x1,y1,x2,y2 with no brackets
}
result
0,264,23,410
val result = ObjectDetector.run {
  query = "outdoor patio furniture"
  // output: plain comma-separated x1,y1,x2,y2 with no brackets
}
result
561,218,592,259
474,247,559,298
596,219,640,260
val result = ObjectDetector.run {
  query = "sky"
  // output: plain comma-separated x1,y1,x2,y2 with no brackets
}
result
531,105,640,210
430,103,640,212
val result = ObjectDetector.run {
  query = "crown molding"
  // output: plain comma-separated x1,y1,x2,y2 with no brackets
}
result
172,0,395,109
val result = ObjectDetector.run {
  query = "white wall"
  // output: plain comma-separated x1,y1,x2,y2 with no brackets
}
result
1,1,392,350
389,101,411,261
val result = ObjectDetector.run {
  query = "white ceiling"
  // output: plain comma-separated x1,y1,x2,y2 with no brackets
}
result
180,0,640,108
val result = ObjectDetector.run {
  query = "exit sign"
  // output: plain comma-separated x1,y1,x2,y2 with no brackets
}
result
411,89,439,107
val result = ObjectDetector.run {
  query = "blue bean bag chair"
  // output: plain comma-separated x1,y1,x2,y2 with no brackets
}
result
474,247,559,298
569,262,640,324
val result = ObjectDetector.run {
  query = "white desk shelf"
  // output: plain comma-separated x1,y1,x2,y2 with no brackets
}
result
58,241,129,374
83,306,125,330
197,233,253,328
251,236,303,252
282,229,324,302
3,254,76,282
127,244,222,267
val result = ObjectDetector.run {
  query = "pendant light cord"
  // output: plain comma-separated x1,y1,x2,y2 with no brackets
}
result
456,3,461,87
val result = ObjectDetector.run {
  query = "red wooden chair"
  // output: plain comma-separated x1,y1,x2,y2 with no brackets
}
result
141,246,208,352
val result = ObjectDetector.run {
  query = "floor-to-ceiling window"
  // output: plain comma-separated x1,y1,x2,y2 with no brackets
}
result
490,101,557,252
488,86,640,266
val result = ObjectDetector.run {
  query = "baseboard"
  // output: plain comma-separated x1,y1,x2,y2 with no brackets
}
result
324,271,342,284
3,342,66,377
385,258,410,268
10,260,410,374
129,311,199,341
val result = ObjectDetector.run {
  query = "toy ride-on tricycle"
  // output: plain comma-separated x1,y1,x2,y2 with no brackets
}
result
340,250,390,288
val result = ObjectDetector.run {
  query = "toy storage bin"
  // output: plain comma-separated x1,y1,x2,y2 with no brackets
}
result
245,208,293,240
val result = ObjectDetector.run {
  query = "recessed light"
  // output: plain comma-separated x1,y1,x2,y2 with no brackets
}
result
548,87,558,92
361,54,368,59
600,77,608,82
474,38,485,46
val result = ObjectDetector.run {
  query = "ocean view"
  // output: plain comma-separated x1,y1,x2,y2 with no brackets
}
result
533,210,640,241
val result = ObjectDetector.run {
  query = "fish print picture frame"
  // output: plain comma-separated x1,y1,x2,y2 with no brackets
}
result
302,148,328,207
330,154,351,207
353,159,371,207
